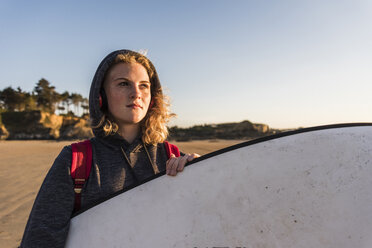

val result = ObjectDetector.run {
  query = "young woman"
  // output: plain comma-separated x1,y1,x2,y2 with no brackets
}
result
20,49,199,247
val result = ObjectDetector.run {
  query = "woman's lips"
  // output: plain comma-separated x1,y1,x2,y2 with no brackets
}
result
126,104,142,109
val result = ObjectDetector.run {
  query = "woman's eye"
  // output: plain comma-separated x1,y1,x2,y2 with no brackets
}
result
118,81,129,86
140,83,150,89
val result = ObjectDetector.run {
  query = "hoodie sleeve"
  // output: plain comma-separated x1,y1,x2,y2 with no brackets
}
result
20,146,75,248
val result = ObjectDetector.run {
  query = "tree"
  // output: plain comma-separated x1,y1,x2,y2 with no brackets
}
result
0,87,20,111
0,89,6,110
70,93,84,116
34,78,58,113
0,97,4,110
53,92,64,115
60,91,70,114
0,86,38,111
81,97,89,115
23,91,37,111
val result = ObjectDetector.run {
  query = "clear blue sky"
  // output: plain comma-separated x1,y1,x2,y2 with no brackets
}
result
1,0,371,128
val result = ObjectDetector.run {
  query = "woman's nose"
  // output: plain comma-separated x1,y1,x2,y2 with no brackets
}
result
129,84,141,99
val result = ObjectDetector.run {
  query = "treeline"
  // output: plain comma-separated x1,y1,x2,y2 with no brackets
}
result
0,78,88,116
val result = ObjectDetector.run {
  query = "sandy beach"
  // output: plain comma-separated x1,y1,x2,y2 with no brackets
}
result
0,139,246,248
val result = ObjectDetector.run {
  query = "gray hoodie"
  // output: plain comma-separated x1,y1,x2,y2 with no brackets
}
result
20,50,174,247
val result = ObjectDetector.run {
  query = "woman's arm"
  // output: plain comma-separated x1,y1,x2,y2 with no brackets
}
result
20,146,75,248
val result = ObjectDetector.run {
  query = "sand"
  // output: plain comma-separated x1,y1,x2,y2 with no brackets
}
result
0,139,246,248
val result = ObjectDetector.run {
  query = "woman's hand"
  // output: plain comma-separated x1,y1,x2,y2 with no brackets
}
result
166,153,200,176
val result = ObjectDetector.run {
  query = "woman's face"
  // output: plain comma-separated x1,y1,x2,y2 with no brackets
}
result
103,62,151,127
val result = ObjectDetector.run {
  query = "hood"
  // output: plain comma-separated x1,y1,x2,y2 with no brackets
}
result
89,49,162,137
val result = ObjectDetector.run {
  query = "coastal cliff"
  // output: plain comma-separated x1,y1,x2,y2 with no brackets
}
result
0,111,92,140
168,120,276,141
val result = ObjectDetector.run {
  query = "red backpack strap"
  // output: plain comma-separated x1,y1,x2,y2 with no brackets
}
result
164,141,180,158
71,140,92,212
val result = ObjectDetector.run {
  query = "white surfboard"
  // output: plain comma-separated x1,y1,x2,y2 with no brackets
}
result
66,123,372,248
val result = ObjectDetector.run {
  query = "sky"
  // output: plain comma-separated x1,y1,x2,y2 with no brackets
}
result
0,0,371,129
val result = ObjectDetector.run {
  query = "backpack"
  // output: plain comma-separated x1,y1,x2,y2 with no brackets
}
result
71,140,180,212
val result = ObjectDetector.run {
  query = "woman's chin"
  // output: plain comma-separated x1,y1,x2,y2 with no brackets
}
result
117,118,144,126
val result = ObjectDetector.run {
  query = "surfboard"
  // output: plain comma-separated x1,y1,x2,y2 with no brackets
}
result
65,123,372,248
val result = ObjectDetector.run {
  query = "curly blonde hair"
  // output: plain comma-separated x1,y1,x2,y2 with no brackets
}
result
94,52,174,144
